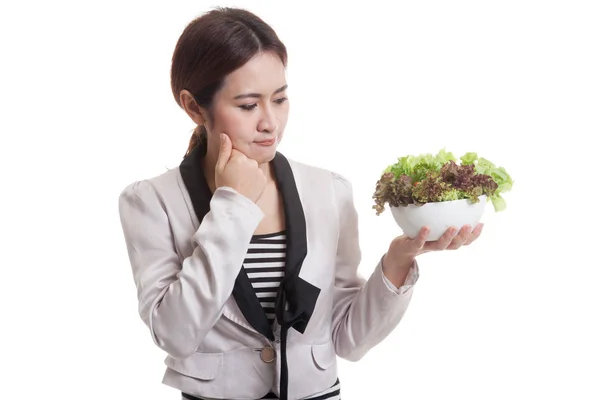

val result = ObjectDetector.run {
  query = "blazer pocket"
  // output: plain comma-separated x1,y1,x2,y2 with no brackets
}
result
166,352,223,381
311,342,336,371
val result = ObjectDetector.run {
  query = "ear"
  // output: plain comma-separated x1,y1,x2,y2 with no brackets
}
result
179,89,209,126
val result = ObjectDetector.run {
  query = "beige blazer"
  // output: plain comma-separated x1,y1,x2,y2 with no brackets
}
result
118,141,419,400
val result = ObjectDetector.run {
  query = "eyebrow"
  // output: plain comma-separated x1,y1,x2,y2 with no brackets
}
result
233,84,288,100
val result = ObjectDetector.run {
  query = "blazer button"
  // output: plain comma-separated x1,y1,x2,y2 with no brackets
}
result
260,346,276,363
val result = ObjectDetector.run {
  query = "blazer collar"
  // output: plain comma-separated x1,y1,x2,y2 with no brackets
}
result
178,141,320,340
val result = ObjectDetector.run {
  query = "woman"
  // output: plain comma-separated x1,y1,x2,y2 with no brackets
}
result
118,7,482,400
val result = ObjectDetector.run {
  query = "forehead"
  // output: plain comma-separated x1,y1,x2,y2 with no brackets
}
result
220,52,287,95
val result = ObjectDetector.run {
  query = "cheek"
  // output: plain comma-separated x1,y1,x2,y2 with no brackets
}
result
275,107,289,135
278,103,290,123
213,108,254,142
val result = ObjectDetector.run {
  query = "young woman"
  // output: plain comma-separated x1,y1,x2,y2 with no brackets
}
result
118,7,483,400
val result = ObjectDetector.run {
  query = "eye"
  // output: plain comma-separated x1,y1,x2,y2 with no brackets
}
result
239,104,258,111
274,97,288,105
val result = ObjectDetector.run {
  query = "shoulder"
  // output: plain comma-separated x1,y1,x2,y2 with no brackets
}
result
287,156,351,183
118,167,181,211
286,157,354,201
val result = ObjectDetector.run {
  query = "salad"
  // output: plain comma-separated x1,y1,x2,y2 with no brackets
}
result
372,149,513,215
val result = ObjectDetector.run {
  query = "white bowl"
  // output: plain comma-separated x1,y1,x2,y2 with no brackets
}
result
390,195,487,241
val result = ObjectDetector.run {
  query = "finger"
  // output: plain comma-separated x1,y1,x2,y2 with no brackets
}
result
411,226,430,250
446,225,471,250
215,133,232,171
423,226,458,251
230,146,252,162
464,223,484,245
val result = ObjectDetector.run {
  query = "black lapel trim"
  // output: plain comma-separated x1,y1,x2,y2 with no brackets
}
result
179,143,274,340
271,152,321,333
232,271,274,339
179,144,211,225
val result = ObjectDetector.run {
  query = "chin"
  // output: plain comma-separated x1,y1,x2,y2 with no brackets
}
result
250,141,280,164
253,150,277,165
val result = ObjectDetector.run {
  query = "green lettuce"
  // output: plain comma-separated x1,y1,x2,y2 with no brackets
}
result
383,148,457,182
373,149,513,215
460,152,514,212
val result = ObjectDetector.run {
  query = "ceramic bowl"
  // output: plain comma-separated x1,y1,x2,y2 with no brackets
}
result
390,195,487,241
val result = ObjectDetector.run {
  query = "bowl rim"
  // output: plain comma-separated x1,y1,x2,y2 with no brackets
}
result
389,194,488,209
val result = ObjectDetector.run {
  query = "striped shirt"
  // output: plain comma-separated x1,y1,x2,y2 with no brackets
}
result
244,231,288,326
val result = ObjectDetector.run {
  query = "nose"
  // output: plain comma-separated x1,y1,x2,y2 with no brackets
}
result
257,105,277,133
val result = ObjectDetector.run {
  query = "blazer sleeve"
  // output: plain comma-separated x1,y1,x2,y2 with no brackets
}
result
330,172,420,362
118,180,264,359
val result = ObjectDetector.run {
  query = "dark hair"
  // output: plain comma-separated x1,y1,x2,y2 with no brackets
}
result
170,7,288,157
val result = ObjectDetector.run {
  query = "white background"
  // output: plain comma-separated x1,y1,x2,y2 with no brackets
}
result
1,1,599,399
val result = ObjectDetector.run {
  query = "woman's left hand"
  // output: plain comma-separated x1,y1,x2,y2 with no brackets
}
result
382,223,484,287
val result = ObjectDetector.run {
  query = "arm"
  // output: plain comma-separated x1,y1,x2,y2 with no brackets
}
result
118,180,264,359
330,173,419,362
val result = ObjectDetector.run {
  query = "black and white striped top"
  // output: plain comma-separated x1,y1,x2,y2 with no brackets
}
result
244,231,287,326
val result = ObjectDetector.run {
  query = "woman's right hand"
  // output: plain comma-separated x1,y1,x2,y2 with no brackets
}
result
215,133,267,203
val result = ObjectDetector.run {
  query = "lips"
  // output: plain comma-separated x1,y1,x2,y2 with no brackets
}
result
255,137,276,146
